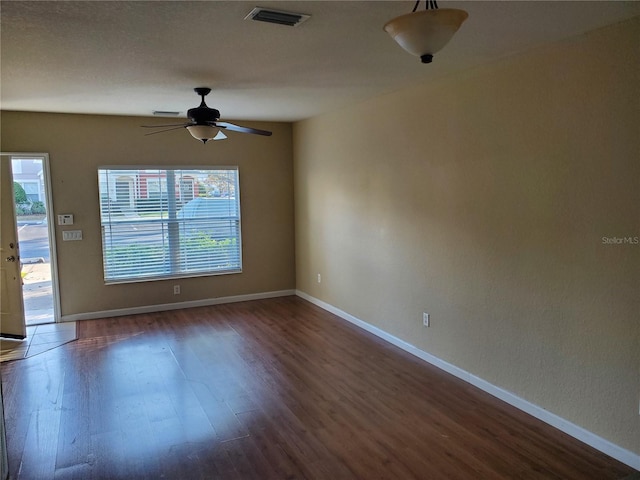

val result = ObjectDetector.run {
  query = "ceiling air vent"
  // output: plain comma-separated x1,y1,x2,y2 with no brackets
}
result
244,7,310,27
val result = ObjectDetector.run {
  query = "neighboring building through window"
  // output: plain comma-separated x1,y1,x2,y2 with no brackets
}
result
115,177,134,210
98,167,241,283
11,158,44,202
179,178,195,202
22,181,41,202
146,178,161,198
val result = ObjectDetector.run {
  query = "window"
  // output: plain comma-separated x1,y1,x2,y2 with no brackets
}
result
115,177,134,208
98,167,241,283
21,181,40,202
146,178,161,198
179,178,195,202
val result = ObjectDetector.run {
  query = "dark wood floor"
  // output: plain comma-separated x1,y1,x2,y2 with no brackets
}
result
0,296,635,479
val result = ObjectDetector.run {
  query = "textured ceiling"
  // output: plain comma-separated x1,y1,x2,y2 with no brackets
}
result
2,1,639,122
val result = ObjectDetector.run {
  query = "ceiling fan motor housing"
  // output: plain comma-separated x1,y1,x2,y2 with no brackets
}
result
187,105,221,124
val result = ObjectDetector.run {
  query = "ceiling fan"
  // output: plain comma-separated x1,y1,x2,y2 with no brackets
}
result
142,87,272,143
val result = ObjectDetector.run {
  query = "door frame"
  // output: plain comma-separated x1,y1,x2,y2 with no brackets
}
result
2,152,61,324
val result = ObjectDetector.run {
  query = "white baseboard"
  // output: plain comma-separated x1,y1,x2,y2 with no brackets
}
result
295,290,640,471
60,289,296,322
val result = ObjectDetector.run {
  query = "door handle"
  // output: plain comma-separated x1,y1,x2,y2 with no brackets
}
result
5,256,17,262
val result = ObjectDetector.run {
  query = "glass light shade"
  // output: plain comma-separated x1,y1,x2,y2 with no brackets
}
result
384,8,468,63
186,124,226,143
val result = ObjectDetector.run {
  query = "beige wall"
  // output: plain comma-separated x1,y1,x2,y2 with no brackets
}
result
294,18,639,454
1,112,295,315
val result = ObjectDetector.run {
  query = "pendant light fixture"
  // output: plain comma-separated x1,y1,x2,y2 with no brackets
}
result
384,0,468,63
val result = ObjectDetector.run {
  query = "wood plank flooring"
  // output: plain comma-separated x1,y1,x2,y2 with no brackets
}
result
0,296,635,479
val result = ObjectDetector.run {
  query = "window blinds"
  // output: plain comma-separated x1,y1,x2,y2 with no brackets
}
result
97,167,241,283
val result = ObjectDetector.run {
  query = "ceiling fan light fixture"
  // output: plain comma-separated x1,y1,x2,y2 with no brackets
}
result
186,125,224,144
384,5,468,63
142,88,271,142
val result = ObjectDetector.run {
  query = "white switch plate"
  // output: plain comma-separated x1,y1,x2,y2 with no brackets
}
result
423,312,430,327
57,214,74,225
62,230,82,241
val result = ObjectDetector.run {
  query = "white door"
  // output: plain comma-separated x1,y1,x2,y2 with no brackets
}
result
11,155,59,326
0,157,26,338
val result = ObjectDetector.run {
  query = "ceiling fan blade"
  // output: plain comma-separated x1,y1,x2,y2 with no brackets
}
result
214,130,227,141
141,123,188,128
217,122,272,136
144,126,186,136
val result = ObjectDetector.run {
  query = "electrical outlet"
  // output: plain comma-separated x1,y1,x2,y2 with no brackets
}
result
423,312,430,327
173,285,180,295
317,273,321,283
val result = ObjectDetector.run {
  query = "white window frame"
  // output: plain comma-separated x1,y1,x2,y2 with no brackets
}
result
98,166,242,284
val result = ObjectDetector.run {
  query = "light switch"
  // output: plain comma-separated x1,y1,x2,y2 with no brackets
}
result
62,230,82,241
58,214,74,225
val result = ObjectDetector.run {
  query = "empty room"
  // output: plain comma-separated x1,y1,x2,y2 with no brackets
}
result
0,1,638,479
